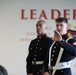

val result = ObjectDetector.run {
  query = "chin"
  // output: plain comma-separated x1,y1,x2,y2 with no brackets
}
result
59,32,65,35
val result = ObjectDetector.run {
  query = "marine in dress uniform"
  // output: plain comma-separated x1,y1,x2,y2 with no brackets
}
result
26,34,53,75
48,17,76,75
26,20,53,75
44,17,76,75
49,34,76,75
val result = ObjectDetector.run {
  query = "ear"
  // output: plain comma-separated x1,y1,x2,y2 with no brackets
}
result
67,26,69,30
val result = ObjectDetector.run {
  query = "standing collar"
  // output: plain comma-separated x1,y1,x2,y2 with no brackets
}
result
37,34,47,39
62,34,68,40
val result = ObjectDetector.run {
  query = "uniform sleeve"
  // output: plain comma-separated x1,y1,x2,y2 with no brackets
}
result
26,42,33,74
68,38,76,47
59,38,76,56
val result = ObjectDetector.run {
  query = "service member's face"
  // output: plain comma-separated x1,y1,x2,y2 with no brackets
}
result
56,22,68,35
36,21,46,35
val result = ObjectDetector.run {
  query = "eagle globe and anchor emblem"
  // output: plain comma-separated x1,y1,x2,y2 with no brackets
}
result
67,24,76,39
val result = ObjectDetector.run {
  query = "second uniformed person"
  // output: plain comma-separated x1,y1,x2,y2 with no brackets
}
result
44,17,76,75
26,20,53,75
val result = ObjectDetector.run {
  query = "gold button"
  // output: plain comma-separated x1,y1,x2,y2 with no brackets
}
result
39,70,41,72
35,51,37,52
39,37,41,39
54,46,56,49
36,47,37,49
35,55,36,57
56,43,58,45
51,59,53,61
53,50,55,52
40,48,42,50
34,58,36,60
30,48,32,50
36,43,38,45
52,55,54,57
37,72,39,74
61,70,63,72
37,40,40,42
